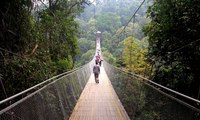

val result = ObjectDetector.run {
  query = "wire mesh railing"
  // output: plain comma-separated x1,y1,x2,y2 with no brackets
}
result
103,61,200,120
0,61,94,120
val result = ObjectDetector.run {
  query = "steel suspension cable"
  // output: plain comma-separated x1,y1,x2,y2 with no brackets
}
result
118,0,146,36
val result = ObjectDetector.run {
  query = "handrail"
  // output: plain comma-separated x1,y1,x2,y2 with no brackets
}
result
0,64,86,105
145,82,200,112
105,61,200,104
0,68,84,114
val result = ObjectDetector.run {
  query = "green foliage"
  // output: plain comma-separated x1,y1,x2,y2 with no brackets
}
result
96,12,121,34
0,0,90,100
76,49,95,66
101,31,118,54
101,31,112,47
101,47,116,65
55,57,74,74
75,38,95,66
76,0,151,68
1,57,57,99
78,38,95,53
122,36,150,75
144,0,200,98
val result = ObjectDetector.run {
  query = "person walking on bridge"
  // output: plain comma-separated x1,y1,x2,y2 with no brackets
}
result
93,64,100,83
95,52,103,66
95,53,100,65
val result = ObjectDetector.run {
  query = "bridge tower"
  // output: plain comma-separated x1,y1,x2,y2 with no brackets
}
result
96,31,101,51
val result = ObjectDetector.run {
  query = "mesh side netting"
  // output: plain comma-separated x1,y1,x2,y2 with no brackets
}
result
0,61,94,120
103,61,200,120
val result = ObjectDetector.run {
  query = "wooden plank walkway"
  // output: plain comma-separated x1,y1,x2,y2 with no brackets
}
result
69,65,130,120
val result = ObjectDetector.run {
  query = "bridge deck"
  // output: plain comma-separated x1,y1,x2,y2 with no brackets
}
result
69,65,130,120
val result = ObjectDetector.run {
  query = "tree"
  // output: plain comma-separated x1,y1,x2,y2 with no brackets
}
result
101,47,116,65
96,12,121,34
144,0,200,98
0,0,91,100
122,36,150,75
77,49,95,66
77,0,151,67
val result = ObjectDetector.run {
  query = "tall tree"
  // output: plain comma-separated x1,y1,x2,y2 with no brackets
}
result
122,36,150,75
144,0,200,98
96,12,121,34
0,0,91,100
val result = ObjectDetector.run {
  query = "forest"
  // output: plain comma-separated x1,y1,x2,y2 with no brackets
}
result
77,0,200,100
0,0,91,100
76,0,151,73
1,0,200,103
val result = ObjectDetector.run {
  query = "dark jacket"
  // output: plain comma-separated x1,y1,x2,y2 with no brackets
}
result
93,65,100,74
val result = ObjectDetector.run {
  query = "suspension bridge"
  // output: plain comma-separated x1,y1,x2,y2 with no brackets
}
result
0,32,200,120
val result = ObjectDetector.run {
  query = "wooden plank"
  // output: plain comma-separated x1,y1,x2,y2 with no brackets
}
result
69,65,130,120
